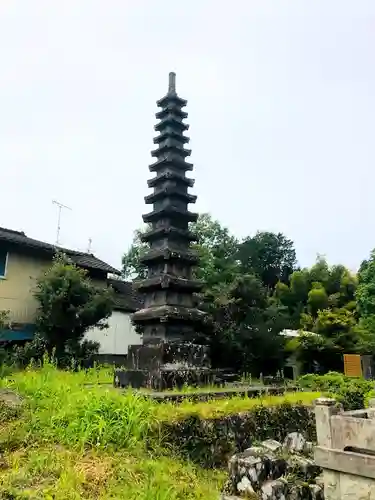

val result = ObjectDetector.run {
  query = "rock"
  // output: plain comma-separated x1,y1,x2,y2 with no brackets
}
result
0,389,22,409
261,439,282,453
229,447,287,492
237,476,255,495
283,432,307,454
309,483,324,500
286,455,321,481
260,479,287,499
287,484,310,500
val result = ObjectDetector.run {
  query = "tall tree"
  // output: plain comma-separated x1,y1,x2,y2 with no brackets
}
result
205,274,287,374
237,231,297,290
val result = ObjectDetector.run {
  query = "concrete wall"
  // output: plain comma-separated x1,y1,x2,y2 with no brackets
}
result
314,397,375,499
0,251,50,324
85,310,141,355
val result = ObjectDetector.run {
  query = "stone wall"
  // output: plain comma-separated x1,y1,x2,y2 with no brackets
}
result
160,403,316,467
221,433,324,499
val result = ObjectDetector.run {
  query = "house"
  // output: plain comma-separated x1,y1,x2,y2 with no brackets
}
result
85,279,143,364
0,227,142,355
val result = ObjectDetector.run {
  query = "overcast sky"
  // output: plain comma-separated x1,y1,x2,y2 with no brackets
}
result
0,1,374,272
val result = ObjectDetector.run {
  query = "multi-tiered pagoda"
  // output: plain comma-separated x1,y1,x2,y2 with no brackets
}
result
114,72,211,390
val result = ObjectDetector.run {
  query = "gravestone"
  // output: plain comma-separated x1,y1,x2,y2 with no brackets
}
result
114,72,212,390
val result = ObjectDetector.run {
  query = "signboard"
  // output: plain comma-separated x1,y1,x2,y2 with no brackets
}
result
343,354,362,377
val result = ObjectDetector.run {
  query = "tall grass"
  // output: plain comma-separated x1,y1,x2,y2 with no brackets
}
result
0,363,319,499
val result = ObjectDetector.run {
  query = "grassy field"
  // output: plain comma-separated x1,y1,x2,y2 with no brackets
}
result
0,364,319,499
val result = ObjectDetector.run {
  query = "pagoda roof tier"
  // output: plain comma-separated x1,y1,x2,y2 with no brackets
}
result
151,143,191,159
154,116,189,132
144,188,197,205
156,93,187,108
132,304,207,325
140,226,197,244
134,274,203,293
142,206,198,224
156,104,188,120
148,171,194,188
149,155,193,172
140,247,199,265
153,129,190,145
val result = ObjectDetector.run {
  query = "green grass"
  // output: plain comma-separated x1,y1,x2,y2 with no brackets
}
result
0,363,319,499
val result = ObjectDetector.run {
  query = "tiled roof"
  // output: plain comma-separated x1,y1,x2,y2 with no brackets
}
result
108,278,143,312
0,227,120,275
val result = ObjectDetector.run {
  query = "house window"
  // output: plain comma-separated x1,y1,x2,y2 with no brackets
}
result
0,250,8,278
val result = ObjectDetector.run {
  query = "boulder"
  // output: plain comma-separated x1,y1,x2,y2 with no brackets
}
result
229,447,287,492
286,455,321,481
0,389,23,409
309,483,324,500
260,439,282,453
283,432,307,454
260,479,287,499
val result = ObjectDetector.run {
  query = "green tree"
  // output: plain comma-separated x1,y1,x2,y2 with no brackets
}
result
205,274,287,374
307,283,329,317
122,227,148,280
237,231,297,289
192,213,239,287
34,253,114,363
356,249,375,317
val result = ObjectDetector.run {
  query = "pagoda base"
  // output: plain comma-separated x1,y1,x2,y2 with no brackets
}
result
113,341,214,391
114,366,215,391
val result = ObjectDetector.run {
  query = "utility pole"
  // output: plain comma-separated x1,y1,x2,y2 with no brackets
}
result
52,200,72,246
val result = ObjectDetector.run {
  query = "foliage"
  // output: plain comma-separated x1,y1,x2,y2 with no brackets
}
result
0,364,317,498
238,231,297,290
122,226,149,280
205,274,288,374
192,213,240,287
121,211,375,375
33,253,114,365
298,371,373,410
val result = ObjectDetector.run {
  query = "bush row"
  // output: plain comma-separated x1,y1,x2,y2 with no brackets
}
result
297,371,374,410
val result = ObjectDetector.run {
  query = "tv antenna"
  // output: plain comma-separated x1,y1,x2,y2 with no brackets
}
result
52,200,72,246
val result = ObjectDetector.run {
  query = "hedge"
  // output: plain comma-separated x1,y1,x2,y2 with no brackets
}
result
297,372,373,410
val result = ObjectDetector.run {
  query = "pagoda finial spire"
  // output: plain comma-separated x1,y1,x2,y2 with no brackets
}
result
168,71,176,94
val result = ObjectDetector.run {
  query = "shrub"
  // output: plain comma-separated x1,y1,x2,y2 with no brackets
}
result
297,371,373,410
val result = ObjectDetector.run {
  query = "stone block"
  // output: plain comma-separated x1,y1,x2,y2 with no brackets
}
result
126,342,210,370
114,366,215,390
283,432,307,454
229,447,287,492
260,479,287,499
261,439,282,453
309,483,324,500
286,454,321,481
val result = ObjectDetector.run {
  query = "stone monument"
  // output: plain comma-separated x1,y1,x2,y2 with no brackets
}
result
114,72,211,390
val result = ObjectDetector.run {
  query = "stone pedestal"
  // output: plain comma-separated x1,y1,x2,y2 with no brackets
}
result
114,342,215,390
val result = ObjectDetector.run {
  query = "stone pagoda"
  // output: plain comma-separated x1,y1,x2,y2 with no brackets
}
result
114,72,211,390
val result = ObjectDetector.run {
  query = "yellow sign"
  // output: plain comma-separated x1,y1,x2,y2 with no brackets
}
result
343,354,362,377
